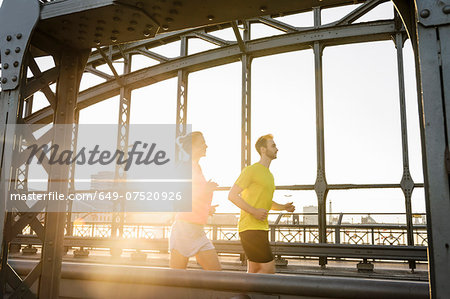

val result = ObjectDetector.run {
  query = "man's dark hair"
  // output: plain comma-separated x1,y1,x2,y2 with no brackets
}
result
255,134,273,155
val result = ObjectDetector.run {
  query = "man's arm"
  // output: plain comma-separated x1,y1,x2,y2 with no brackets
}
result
271,201,295,212
228,184,268,220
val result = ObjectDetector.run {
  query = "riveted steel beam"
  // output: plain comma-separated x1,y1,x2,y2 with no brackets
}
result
241,22,251,169
85,66,114,80
231,21,247,53
335,0,388,25
133,48,170,62
257,16,301,33
38,49,90,299
176,36,188,140
413,7,450,299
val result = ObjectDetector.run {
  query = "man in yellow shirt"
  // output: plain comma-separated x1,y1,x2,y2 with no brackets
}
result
228,134,295,273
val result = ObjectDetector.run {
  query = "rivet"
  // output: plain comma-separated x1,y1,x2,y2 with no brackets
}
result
165,17,173,23
132,13,140,18
143,30,151,37
6,35,12,41
13,61,19,67
15,47,20,53
170,9,178,15
127,27,135,32
95,33,103,37
152,5,161,10
5,49,10,55
113,16,121,22
60,112,65,115
69,88,74,92
173,1,182,7
17,33,22,39
115,8,123,14
48,258,52,262
111,36,118,42
420,9,430,18
96,26,104,31
152,13,161,18
207,15,214,21
3,63,8,69
94,39,101,45
443,6,450,14
79,23,87,28
49,241,54,246
112,30,119,34
62,19,70,25
98,20,106,24
146,24,153,29
12,76,17,82
1,78,7,84
136,1,144,8
69,75,75,79
69,100,73,104
162,24,169,30
260,6,268,12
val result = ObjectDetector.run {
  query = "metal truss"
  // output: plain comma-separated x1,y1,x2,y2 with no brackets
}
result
0,0,449,297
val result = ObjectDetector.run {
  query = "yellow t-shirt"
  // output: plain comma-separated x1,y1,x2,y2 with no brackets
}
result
235,163,275,232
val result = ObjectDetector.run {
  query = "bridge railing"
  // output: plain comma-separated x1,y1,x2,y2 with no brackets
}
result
14,212,428,269
19,212,428,246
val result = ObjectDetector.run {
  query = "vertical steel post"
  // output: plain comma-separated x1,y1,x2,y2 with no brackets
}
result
38,49,89,299
0,2,40,295
0,88,23,296
413,1,450,297
111,53,132,256
176,36,188,142
394,30,416,269
313,6,328,267
66,109,80,242
241,22,251,169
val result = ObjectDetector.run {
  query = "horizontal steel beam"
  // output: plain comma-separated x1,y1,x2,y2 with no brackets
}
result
26,20,401,125
9,259,429,299
11,235,427,261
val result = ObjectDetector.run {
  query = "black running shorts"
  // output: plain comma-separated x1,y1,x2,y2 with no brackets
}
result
239,230,273,263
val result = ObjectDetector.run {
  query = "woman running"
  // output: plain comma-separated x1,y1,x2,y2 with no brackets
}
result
169,131,221,270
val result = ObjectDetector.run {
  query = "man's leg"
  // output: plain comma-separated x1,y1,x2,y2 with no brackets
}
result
195,249,221,271
170,249,189,269
248,260,275,274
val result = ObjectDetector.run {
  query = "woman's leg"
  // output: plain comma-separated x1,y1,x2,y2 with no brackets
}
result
195,249,221,271
170,249,189,269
